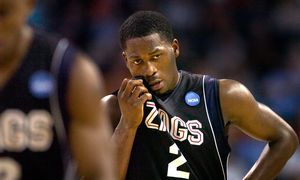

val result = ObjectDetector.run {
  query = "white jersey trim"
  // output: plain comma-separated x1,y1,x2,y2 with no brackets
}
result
50,38,77,180
202,75,227,180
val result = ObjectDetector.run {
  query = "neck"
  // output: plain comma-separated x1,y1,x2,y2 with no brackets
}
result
171,71,180,90
0,25,33,69
0,25,33,88
176,71,181,86
157,71,181,100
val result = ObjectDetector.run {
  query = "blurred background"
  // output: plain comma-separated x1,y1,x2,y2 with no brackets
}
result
28,0,300,179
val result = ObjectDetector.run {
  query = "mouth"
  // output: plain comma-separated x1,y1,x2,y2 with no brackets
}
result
134,76,164,92
149,80,163,92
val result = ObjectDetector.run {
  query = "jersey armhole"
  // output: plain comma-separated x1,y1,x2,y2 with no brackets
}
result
215,80,226,128
204,75,231,176
50,38,78,179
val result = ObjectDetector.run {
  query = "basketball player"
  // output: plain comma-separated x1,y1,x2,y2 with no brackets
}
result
0,0,114,179
102,11,299,180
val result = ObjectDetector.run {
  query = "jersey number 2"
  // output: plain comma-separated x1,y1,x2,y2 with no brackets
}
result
167,143,190,179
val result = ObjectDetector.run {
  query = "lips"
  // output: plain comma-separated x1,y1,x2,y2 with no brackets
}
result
149,80,163,91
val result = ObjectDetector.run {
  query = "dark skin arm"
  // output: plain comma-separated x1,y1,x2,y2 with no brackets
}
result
219,79,299,180
101,78,152,180
67,53,115,180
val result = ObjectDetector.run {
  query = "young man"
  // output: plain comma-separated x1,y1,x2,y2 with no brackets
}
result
0,0,114,179
103,11,299,180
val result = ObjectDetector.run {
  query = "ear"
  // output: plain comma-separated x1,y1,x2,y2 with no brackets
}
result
122,51,132,71
172,39,180,58
122,51,128,61
122,51,130,68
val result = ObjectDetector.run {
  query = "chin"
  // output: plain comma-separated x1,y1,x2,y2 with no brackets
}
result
152,89,162,95
154,88,167,95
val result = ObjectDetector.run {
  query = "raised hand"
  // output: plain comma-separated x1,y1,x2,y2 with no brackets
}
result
117,78,152,129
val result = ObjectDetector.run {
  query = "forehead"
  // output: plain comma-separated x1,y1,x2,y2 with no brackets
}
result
124,33,169,54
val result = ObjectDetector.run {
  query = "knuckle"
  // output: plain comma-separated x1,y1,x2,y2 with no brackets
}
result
135,86,143,92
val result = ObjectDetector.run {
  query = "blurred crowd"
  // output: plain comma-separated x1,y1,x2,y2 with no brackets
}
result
29,0,300,179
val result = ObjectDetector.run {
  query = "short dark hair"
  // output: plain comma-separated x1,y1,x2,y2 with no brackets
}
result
119,10,174,49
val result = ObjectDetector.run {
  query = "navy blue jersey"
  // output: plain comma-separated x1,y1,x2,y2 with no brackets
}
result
0,31,77,180
126,70,230,180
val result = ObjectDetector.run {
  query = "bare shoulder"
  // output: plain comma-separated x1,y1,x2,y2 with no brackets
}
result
71,52,107,99
73,52,105,89
67,52,106,125
218,79,258,125
101,94,121,130
101,94,118,108
219,79,298,149
219,79,252,99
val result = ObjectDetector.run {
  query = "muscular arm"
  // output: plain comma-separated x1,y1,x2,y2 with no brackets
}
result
101,79,152,180
219,79,299,180
101,94,136,180
67,53,115,180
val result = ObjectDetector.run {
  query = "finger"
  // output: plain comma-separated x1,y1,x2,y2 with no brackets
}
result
131,85,149,98
118,78,129,96
124,79,143,97
137,93,152,104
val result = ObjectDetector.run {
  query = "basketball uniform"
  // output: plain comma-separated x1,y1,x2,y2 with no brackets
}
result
125,70,231,180
0,31,77,180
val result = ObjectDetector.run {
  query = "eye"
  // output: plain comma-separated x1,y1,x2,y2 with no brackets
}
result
152,54,161,60
132,59,142,65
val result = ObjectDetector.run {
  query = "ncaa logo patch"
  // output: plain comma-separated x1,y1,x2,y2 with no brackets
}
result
185,91,200,106
29,70,55,99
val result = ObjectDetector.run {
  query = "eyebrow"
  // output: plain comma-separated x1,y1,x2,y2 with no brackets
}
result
127,55,140,59
126,47,164,59
149,47,163,55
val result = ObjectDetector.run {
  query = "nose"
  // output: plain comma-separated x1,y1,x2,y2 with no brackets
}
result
144,61,157,77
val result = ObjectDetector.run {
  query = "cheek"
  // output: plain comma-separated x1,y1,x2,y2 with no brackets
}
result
126,63,139,76
160,58,174,72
